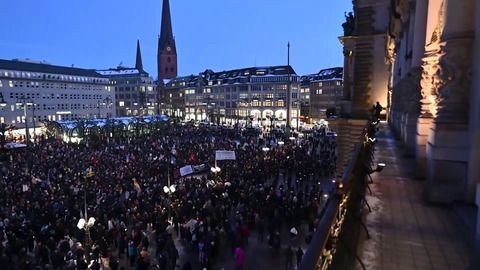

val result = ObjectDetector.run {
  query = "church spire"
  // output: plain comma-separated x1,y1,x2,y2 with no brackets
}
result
135,39,143,71
159,0,174,49
157,0,177,80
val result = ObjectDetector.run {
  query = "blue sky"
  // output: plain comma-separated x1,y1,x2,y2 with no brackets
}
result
0,0,352,77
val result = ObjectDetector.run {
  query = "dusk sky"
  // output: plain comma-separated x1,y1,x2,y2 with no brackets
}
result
1,0,352,78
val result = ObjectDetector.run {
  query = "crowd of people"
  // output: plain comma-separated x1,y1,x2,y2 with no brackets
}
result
0,122,338,270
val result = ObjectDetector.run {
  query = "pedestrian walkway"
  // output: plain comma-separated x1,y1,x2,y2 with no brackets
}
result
356,123,473,270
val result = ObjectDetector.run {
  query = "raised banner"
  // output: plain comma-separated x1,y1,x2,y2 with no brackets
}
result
192,164,208,173
215,150,236,160
180,165,194,176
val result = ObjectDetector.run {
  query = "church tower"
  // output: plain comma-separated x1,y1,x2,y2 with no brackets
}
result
135,39,143,71
157,0,177,80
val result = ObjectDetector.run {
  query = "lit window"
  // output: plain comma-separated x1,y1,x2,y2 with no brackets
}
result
316,89,323,95
119,101,125,107
9,81,13,87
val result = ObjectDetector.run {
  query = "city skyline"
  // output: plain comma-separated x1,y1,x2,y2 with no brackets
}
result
0,0,351,77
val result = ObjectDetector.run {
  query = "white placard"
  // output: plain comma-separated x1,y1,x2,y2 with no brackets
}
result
215,150,236,160
180,165,194,176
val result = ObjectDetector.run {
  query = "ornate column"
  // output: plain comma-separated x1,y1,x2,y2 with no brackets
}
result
473,3,480,262
425,0,475,203
412,0,428,67
468,0,480,205
416,0,444,177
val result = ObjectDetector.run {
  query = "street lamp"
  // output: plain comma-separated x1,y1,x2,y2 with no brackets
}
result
16,95,34,144
210,166,221,174
78,168,96,259
163,184,176,194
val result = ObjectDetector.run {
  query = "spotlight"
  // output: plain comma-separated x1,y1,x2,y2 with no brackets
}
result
375,163,386,172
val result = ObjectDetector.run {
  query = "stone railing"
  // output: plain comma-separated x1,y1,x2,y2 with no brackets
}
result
299,119,376,270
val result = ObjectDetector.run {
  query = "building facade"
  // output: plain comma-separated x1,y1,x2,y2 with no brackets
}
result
163,66,300,128
0,59,113,137
98,41,157,117
300,67,343,123
342,0,480,260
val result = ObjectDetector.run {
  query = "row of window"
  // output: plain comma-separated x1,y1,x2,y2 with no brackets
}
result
1,80,110,91
180,84,294,94
8,92,108,100
5,102,111,112
0,70,108,84
4,114,86,124
116,86,154,92
184,100,291,109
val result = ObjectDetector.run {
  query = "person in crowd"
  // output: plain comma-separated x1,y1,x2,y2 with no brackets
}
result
0,121,337,269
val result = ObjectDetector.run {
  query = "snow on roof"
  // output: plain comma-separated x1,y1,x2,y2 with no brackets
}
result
97,69,140,76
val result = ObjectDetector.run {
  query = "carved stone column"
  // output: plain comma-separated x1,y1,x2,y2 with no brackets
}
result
416,0,444,177
425,0,475,203
416,43,441,176
467,0,480,207
412,0,428,67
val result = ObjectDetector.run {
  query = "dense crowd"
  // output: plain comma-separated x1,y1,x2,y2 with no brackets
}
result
0,123,337,270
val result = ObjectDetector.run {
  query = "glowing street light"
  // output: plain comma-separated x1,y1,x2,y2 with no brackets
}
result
210,166,221,173
278,141,285,145
262,147,270,152
163,184,176,194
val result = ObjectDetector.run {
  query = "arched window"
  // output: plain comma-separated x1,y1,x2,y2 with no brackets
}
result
165,67,168,73
170,67,174,73
167,57,171,63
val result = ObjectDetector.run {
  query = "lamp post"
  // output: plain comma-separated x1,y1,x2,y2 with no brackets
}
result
210,160,221,182
77,168,96,260
163,154,176,223
16,94,34,144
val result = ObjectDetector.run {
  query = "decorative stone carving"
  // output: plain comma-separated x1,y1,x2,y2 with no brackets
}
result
341,12,355,36
428,2,444,46
434,38,472,124
419,1,445,118
391,67,422,115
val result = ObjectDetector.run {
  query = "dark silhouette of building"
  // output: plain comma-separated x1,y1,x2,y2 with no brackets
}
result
135,39,143,72
157,0,177,80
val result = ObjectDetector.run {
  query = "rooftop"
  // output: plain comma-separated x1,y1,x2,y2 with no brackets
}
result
0,58,105,78
164,65,298,88
301,67,343,82
97,66,149,77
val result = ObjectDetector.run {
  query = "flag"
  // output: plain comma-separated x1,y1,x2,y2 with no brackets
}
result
133,178,141,194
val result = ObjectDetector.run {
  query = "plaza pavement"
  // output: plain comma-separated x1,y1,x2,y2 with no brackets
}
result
356,123,473,270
